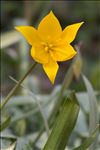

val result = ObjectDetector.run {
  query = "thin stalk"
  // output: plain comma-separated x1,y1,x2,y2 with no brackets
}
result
10,76,50,136
33,61,74,145
0,62,37,109
48,63,74,124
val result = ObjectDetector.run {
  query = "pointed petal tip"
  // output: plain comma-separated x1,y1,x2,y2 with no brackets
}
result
48,67,58,84
81,21,84,24
70,50,77,60
50,79,55,84
74,50,77,55
49,10,55,17
14,26,18,30
80,21,84,26
77,21,84,28
15,26,22,31
15,26,29,31
72,48,77,58
50,10,53,14
50,74,57,84
48,72,57,85
43,60,59,85
73,21,84,28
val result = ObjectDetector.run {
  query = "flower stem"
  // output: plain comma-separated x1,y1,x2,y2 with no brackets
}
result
1,62,37,109
10,76,50,136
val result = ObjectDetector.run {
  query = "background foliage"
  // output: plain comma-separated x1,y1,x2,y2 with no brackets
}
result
1,1,100,150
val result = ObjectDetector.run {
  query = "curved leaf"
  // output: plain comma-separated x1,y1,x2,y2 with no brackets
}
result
74,125,100,150
82,74,99,149
0,116,11,132
43,92,80,150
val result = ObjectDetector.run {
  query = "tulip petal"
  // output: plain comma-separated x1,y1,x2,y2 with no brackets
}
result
52,44,77,61
43,58,59,84
61,22,84,43
31,46,49,64
38,11,62,41
15,26,41,45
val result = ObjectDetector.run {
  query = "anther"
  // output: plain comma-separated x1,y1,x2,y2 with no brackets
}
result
45,46,49,52
49,44,53,48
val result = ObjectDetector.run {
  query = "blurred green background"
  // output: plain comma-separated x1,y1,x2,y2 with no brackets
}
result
1,1,100,150
1,1,100,95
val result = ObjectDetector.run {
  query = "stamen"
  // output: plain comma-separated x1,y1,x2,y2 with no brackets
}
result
49,44,53,48
42,42,54,53
45,46,49,52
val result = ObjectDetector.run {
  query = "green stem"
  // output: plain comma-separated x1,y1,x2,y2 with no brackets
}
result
1,62,37,109
33,61,74,146
48,62,74,125
10,76,50,136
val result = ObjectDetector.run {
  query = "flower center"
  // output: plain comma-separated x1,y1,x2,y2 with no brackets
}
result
45,46,49,52
42,42,53,53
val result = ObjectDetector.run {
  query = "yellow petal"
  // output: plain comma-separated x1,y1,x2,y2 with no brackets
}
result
15,26,41,45
52,44,77,61
31,45,49,64
61,22,84,43
38,11,62,41
43,58,59,84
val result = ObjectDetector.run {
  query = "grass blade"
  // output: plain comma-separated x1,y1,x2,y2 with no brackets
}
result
0,116,11,132
43,92,80,150
74,125,100,150
82,74,99,150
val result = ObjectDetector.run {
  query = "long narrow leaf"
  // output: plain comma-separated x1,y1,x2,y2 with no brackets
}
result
0,116,11,132
73,125,100,150
43,92,80,150
33,56,82,145
82,74,99,150
49,53,82,126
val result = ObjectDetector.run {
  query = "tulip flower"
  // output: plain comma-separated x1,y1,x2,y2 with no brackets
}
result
15,11,83,84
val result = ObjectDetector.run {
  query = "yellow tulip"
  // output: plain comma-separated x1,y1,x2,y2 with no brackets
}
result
15,11,83,84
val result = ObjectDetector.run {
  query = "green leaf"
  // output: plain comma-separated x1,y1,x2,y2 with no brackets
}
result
33,59,77,145
82,74,99,149
49,54,82,126
48,60,75,126
43,92,80,150
73,125,100,150
0,116,11,132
